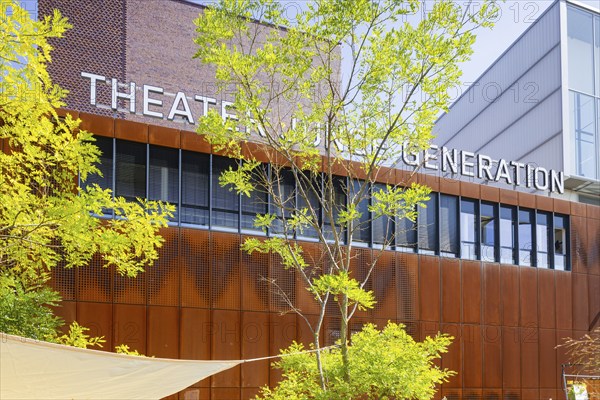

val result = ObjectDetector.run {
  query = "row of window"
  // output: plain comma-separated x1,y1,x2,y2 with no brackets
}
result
86,138,570,270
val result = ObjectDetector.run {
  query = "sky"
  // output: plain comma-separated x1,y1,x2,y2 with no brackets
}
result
191,0,599,89
460,0,599,85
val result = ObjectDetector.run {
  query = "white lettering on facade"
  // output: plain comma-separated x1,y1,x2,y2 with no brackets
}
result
167,92,194,124
143,85,164,118
441,147,458,174
81,72,106,105
495,159,513,184
80,72,566,194
477,154,494,180
534,167,549,191
510,161,525,186
461,151,475,177
111,79,136,113
423,145,439,170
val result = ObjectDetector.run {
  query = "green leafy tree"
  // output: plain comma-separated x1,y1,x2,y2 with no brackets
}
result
194,0,497,397
260,323,454,400
0,2,173,343
560,328,600,400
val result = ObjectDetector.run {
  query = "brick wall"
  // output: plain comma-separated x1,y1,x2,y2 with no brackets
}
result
40,0,126,117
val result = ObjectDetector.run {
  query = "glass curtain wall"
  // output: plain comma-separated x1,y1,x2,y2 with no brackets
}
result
460,199,478,260
568,5,600,179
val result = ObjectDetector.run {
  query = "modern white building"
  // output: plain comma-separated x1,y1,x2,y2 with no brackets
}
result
433,0,600,205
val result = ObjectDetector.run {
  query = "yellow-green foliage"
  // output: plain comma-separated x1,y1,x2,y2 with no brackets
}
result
0,2,173,342
259,323,455,400
194,0,497,395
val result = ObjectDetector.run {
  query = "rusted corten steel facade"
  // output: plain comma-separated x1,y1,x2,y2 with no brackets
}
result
37,1,600,399
44,111,600,400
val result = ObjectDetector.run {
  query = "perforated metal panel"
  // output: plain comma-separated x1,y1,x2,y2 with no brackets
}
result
78,254,112,303
241,236,269,312
372,250,396,320
397,253,418,323
180,229,210,308
148,228,180,306
295,241,324,316
269,252,296,313
50,260,75,301
113,257,146,304
211,232,241,310
349,248,372,318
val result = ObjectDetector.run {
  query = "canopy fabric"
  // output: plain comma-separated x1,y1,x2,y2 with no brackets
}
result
0,333,241,400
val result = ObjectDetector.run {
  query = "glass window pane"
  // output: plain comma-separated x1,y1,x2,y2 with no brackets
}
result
418,194,438,254
481,202,497,262
85,136,113,191
372,184,394,246
536,212,551,268
149,146,179,221
296,172,321,239
568,6,595,93
181,151,209,226
271,168,295,235
595,15,600,96
323,176,346,242
571,91,598,179
115,140,146,202
241,163,268,231
500,206,517,264
397,207,417,251
440,195,458,257
349,180,370,244
212,155,239,230
460,199,478,260
554,214,569,271
518,209,534,266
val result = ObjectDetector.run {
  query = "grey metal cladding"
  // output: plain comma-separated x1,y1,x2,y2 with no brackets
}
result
443,46,562,154
433,2,561,149
516,133,564,171
477,90,562,162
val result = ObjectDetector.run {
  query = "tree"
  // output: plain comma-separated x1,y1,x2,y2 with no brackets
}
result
194,0,497,397
0,2,172,343
560,328,600,400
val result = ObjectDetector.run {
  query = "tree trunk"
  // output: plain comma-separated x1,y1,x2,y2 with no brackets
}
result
314,332,326,390
340,293,350,382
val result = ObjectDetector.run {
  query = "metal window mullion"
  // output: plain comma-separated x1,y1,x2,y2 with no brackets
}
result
435,192,441,256
178,149,182,226
532,210,538,267
550,212,555,270
238,159,243,234
494,203,500,263
515,206,520,266
293,169,298,241
266,163,271,237
566,216,571,271
209,153,213,230
458,196,462,259
344,176,349,245
320,172,324,239
476,200,481,261
597,98,600,179
112,138,116,218
146,144,150,201
436,193,441,256
369,183,373,248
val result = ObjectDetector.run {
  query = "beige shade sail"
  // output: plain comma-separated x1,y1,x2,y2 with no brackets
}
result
0,333,241,400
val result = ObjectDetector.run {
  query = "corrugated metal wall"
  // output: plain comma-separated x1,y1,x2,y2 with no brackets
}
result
433,2,563,186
